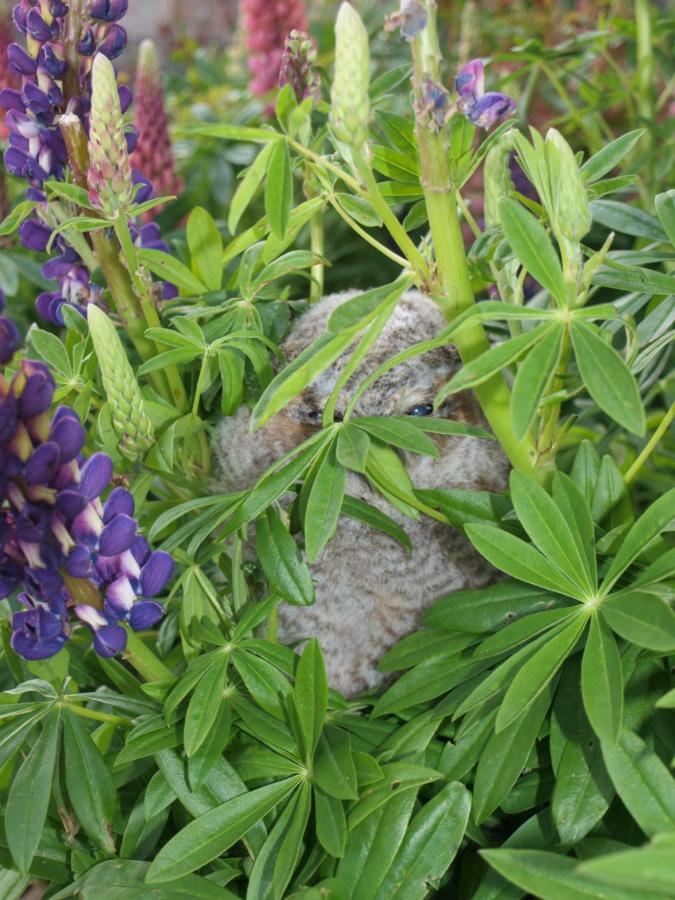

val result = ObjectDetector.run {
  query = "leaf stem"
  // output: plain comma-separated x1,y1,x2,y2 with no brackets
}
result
65,701,132,728
625,401,675,485
122,629,173,683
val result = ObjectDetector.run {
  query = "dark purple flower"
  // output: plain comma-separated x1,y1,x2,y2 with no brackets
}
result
88,0,129,23
7,42,36,75
79,452,112,499
97,24,126,59
385,0,427,39
11,601,68,660
25,9,54,43
0,316,20,365
19,218,52,252
74,605,127,656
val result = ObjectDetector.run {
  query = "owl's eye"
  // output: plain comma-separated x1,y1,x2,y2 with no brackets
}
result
405,403,433,417
307,410,322,422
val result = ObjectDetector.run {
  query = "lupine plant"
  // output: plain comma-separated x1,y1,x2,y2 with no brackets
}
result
0,0,673,897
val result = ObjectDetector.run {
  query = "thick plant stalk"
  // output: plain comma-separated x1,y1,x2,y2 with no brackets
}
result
409,2,539,477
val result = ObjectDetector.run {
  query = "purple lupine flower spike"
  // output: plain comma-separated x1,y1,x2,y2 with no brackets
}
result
1,340,172,662
454,58,516,129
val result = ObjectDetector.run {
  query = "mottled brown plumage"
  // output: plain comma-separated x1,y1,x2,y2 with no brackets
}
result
214,291,508,696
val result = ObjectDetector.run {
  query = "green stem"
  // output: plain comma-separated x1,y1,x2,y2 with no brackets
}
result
66,701,132,728
305,168,325,303
123,629,173,682
327,193,409,268
625,402,675,484
409,6,539,477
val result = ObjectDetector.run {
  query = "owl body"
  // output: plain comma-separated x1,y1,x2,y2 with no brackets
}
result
214,291,508,696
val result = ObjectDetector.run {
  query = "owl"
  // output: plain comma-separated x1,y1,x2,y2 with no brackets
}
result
214,290,508,696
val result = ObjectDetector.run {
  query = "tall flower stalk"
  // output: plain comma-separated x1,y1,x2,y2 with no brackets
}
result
404,1,539,477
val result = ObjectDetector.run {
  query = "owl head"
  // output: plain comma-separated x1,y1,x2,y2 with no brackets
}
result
213,290,506,494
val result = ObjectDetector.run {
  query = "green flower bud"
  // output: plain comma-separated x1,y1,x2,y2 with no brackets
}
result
330,2,371,149
545,128,591,242
88,305,154,461
88,53,134,217
483,129,516,228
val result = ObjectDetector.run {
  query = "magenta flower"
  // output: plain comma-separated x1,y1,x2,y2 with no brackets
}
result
240,0,308,99
130,40,182,216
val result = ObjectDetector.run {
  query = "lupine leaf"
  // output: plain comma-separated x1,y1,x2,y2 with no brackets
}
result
499,197,567,306
304,443,346,563
146,777,300,883
256,508,315,606
601,591,675,652
581,614,623,743
510,324,563,441
184,652,229,756
186,207,223,291
294,639,328,758
265,139,293,239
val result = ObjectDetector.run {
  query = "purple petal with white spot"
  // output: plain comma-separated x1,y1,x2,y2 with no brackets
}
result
106,575,135,615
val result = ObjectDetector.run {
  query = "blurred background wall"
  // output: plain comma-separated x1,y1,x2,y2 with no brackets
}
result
124,0,237,52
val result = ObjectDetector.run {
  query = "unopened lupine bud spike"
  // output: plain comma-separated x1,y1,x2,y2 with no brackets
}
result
329,2,370,149
544,128,591,241
87,52,133,215
483,129,517,228
87,305,154,460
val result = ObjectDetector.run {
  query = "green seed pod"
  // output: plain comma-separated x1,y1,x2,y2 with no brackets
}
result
88,305,154,461
545,128,591,242
88,53,134,217
329,2,371,149
483,129,517,228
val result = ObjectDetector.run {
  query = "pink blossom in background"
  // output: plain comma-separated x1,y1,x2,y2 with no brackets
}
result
240,0,308,98
131,38,182,216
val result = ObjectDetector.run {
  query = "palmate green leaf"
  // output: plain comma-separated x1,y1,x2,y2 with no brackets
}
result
146,776,300,883
601,730,675,837
186,207,223,292
337,787,417,898
552,719,614,845
137,248,207,296
473,607,576,661
184,651,229,756
655,189,675,246
435,323,551,407
499,197,567,306
601,591,675,653
480,849,659,900
228,141,275,235
341,495,412,551
365,440,420,520
232,649,291,719
551,473,597,586
349,787,418,900
374,781,471,900
495,612,587,732
580,130,644,183
63,709,117,853
265,138,293,239
252,332,355,429
464,524,585,599
0,713,42,771
633,546,675,589
373,109,416,155
6,708,60,873
590,199,667,242
511,324,563,441
256,508,315,606
314,787,347,858
294,639,328,759
247,783,311,900
355,417,439,457
473,686,552,824
581,614,623,744
578,836,675,895
600,488,675,593
313,727,358,801
570,321,645,436
424,581,556,634
510,471,595,596
336,424,370,472
52,859,238,900
304,443,346,563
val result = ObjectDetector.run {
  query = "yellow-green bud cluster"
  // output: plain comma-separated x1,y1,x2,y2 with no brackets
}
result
329,2,371,150
88,305,154,461
87,53,134,217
